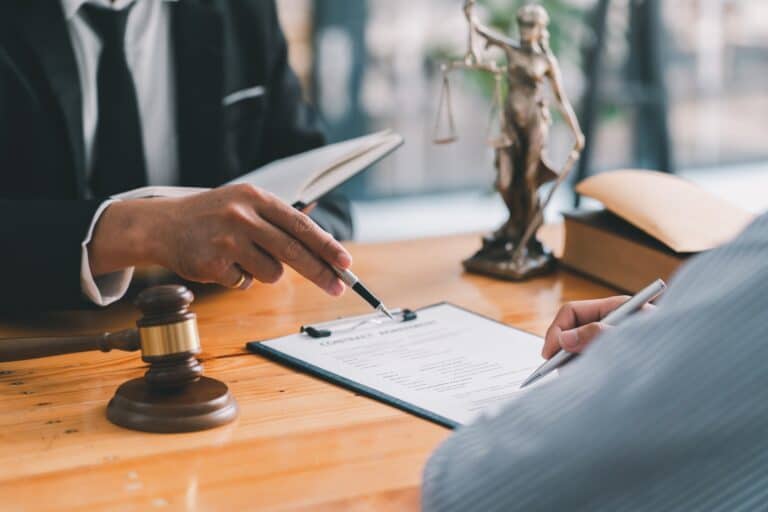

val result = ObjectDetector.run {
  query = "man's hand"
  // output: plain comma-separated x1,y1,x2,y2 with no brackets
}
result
89,184,351,295
542,296,655,359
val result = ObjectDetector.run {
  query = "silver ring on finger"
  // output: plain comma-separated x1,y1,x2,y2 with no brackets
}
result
230,270,253,290
238,272,254,290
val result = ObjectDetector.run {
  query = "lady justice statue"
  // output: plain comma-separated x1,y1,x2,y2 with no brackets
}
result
435,2,585,280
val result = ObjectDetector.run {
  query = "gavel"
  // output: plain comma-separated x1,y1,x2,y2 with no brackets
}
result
0,323,140,363
0,285,238,433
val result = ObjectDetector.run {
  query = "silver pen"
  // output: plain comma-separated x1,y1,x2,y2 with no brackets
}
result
334,267,394,320
519,279,667,389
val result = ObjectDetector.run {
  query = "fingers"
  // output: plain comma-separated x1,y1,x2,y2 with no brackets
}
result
219,264,249,290
542,296,630,359
192,186,350,295
542,321,610,359
254,190,352,269
235,243,284,287
542,329,564,360
246,217,345,296
563,296,632,327
558,322,609,355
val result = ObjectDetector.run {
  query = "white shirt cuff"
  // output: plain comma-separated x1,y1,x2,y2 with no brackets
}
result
80,199,135,307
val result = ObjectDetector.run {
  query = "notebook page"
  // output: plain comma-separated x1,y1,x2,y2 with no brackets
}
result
257,304,551,425
230,130,396,205
113,131,401,204
298,133,403,206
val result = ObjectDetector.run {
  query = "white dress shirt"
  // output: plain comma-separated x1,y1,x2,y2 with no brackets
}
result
61,0,178,306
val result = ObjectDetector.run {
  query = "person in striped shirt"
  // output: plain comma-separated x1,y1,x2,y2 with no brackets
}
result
423,212,768,511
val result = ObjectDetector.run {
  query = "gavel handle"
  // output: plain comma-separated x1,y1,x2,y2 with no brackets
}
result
0,328,141,362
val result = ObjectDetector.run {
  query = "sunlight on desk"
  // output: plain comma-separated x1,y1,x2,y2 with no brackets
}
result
0,235,613,511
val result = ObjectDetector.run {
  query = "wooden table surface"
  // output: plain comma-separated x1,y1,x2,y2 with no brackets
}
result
0,234,614,511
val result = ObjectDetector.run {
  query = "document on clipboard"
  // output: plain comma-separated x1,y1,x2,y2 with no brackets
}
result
246,303,553,428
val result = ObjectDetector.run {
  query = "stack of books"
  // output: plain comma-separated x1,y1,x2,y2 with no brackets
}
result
559,170,754,293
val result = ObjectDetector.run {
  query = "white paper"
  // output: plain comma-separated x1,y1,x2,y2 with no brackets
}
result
259,303,550,425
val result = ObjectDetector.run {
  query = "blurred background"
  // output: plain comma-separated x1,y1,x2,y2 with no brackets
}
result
276,0,768,242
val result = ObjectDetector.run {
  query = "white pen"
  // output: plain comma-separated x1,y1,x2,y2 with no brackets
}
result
519,279,667,389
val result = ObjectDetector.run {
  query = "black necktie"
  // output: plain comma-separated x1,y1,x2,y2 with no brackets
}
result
82,3,148,197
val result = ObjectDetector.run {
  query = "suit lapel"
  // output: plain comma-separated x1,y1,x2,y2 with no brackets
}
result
14,0,227,191
171,0,226,187
14,1,87,197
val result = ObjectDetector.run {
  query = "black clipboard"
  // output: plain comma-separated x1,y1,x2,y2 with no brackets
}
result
247,342,459,429
245,303,542,429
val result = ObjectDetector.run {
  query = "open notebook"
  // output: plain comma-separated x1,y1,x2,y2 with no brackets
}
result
114,130,403,207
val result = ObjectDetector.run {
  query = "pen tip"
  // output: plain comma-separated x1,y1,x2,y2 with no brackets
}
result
381,306,395,320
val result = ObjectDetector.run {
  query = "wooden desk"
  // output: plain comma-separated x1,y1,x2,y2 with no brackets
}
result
0,234,613,511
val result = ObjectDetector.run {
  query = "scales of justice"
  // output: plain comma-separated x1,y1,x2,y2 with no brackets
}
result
434,1,586,280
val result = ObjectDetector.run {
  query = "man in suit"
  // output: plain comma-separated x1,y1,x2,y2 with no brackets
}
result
0,0,353,310
423,213,768,511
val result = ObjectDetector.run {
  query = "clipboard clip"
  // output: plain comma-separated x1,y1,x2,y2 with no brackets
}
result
301,309,418,339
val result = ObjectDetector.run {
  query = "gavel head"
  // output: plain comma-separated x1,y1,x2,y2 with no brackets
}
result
107,284,238,433
107,286,238,433
135,285,203,391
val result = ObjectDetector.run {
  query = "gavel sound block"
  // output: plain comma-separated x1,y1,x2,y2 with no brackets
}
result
0,285,238,434
106,285,238,433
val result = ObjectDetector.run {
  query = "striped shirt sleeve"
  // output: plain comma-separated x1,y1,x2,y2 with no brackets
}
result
423,213,768,512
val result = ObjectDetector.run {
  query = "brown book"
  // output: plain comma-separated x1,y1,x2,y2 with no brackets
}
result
560,210,689,293
576,170,754,253
563,170,755,292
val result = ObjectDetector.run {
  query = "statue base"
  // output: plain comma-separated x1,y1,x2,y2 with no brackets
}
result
463,235,556,281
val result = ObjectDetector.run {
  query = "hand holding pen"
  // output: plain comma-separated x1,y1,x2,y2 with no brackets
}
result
293,203,393,319
520,279,667,388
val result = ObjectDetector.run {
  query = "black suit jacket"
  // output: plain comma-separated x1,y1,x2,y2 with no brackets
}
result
0,0,352,310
